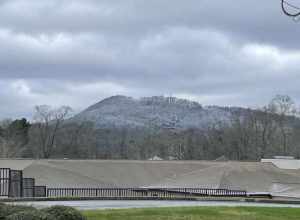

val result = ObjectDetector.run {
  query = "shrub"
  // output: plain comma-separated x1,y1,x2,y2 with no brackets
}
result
6,210,53,220
42,206,86,220
0,203,8,219
0,203,36,220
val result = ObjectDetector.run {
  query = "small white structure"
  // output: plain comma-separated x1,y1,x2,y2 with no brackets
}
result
148,155,163,161
273,156,295,160
167,156,178,161
261,157,300,170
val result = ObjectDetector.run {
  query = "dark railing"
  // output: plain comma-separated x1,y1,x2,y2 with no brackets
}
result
0,168,10,197
47,188,247,199
23,178,35,198
8,169,23,198
2,167,247,199
34,186,47,198
0,168,47,198
2,167,273,200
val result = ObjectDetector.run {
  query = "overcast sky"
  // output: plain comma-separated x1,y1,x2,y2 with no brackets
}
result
1,0,300,119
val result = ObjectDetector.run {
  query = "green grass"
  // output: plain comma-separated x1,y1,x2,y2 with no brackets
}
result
83,206,300,220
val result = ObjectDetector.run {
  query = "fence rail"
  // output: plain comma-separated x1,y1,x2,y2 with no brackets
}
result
47,188,247,199
0,168,47,198
0,168,10,197
2,167,275,200
2,166,248,199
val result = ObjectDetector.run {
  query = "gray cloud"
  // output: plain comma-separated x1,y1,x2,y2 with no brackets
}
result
0,0,300,119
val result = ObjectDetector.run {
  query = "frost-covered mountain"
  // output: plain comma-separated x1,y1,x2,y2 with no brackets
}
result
72,95,243,129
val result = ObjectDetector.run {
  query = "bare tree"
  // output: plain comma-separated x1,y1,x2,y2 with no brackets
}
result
268,95,296,154
56,121,97,159
32,105,72,158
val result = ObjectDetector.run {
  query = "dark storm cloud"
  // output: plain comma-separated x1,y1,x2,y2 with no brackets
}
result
0,0,296,48
0,0,300,118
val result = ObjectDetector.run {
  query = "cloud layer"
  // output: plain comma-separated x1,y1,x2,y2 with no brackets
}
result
1,0,300,119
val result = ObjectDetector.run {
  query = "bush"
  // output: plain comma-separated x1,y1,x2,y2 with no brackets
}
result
0,203,8,219
0,204,85,220
0,203,36,220
6,210,54,220
42,206,86,220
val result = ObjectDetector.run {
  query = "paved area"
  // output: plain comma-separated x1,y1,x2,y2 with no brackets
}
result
10,200,300,210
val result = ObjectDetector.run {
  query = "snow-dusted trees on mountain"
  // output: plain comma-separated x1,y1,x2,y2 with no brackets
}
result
1,95,300,160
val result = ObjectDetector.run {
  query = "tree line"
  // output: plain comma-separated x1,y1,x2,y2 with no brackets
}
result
1,95,300,161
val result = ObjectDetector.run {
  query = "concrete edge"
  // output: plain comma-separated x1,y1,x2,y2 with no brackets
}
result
1,197,247,203
3,197,300,205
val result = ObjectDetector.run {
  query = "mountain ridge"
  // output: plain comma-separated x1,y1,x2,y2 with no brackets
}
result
72,95,248,129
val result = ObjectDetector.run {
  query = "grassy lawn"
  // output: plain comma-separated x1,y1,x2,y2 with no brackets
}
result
84,206,300,220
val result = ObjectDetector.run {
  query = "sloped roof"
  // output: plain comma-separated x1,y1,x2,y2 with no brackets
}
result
1,159,300,198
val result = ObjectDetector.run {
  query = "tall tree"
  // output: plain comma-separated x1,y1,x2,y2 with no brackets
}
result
32,105,72,158
268,95,296,154
0,118,30,158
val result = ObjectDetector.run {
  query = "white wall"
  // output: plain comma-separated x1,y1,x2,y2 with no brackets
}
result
262,159,300,170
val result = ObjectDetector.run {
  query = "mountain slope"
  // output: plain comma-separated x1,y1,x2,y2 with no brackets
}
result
72,95,243,129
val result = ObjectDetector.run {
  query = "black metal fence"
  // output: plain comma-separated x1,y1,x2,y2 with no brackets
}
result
34,186,47,198
9,170,23,197
0,168,10,197
1,166,248,199
47,188,247,199
23,178,35,198
0,168,47,198
1,168,250,200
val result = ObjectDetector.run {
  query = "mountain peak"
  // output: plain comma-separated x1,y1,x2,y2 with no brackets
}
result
84,95,134,112
73,95,233,129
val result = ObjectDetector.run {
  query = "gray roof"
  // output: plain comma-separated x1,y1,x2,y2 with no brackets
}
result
1,159,300,197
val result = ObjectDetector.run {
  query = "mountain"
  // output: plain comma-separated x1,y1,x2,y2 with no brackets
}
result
72,95,246,130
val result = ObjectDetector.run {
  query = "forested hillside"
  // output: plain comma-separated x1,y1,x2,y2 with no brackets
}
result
1,95,299,161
